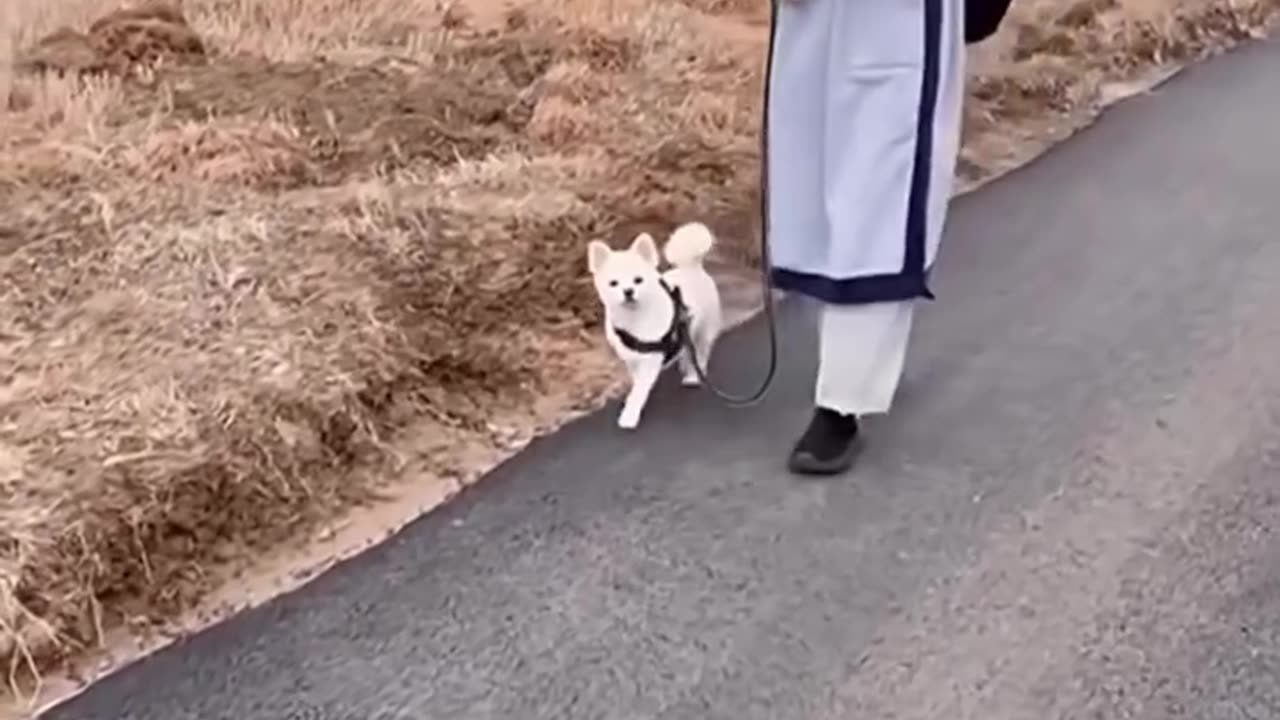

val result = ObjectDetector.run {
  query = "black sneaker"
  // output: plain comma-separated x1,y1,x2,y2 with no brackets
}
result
787,407,862,475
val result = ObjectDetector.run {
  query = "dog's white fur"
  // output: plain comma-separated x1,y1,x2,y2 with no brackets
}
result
588,222,723,429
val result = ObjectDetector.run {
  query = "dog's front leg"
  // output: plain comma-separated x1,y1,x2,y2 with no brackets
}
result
693,328,717,380
679,326,718,387
678,349,700,387
618,358,662,430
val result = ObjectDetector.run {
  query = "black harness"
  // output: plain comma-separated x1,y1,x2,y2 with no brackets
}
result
613,279,690,364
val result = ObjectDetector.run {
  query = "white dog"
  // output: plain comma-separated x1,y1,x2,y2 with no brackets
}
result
588,222,724,430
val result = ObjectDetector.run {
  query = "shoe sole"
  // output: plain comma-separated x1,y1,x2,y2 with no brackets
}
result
787,436,863,476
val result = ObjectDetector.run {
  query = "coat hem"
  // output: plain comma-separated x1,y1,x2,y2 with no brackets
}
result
770,267,935,304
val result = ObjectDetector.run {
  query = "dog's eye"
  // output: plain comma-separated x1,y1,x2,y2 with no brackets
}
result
634,277,644,285
609,280,619,287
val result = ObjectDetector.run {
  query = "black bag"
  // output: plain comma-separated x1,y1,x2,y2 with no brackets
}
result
965,0,1015,44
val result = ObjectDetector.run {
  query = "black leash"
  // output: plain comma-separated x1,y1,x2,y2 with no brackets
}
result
676,0,782,408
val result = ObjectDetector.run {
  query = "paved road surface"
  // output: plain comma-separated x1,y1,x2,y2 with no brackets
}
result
45,38,1280,720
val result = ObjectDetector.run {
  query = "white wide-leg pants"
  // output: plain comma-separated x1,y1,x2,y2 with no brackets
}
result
815,301,915,416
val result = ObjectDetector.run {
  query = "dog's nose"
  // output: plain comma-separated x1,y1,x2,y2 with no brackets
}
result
623,288,635,300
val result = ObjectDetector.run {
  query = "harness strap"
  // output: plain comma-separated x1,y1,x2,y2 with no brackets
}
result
613,280,689,363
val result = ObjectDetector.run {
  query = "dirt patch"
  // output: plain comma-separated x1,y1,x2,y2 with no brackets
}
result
120,118,312,188
141,44,545,183
17,2,205,76
1,0,1279,712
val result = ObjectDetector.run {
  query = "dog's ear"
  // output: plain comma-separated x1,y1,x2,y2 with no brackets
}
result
587,240,612,274
630,232,659,266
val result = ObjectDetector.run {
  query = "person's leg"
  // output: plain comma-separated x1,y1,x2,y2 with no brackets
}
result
815,301,915,416
790,301,914,474
788,0,965,475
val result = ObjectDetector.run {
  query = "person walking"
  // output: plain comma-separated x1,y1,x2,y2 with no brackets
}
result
766,0,1008,475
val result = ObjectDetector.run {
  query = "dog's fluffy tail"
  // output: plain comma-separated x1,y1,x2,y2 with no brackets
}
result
664,222,715,268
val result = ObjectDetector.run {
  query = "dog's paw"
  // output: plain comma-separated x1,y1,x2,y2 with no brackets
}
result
681,373,701,388
617,412,640,430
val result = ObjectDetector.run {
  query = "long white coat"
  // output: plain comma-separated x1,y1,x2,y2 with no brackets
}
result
765,0,967,305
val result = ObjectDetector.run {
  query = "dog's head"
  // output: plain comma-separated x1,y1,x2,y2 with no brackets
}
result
587,233,666,316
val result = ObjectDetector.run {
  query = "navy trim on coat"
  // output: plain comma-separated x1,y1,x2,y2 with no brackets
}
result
771,267,936,304
771,0,945,306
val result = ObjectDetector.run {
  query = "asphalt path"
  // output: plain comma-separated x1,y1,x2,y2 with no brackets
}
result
44,37,1280,720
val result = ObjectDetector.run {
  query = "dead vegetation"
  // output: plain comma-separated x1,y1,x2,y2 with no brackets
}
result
16,2,205,76
1,0,1277,709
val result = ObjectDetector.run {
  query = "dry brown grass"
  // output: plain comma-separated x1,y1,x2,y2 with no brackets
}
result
1,0,1276,709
